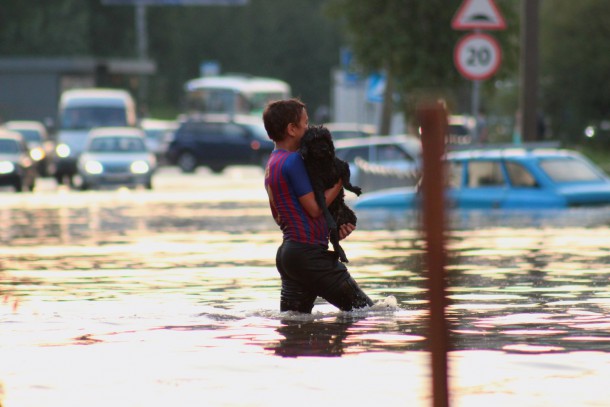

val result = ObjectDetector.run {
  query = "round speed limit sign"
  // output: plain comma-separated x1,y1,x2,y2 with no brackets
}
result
454,33,502,81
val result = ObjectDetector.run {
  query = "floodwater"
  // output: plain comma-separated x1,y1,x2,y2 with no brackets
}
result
2,167,610,406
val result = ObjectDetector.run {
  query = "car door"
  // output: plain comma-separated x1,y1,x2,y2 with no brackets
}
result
336,145,371,185
220,123,252,165
371,143,418,176
501,160,563,208
194,122,225,166
457,159,508,209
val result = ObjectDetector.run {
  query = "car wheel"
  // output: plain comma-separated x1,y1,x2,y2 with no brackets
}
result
209,164,225,174
80,182,89,191
178,152,197,173
145,180,153,190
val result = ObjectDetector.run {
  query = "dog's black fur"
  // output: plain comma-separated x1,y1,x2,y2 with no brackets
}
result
300,125,362,263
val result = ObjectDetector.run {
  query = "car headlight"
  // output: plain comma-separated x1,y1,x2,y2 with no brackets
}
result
84,160,103,174
0,161,15,174
30,147,45,161
56,144,71,158
130,161,150,174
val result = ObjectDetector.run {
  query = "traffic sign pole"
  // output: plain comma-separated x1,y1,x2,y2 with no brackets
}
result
452,0,506,143
472,79,480,140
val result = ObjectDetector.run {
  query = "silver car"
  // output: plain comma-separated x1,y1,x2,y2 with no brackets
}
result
77,127,156,190
334,134,422,193
140,118,178,164
324,122,377,140
0,129,37,192
4,120,56,177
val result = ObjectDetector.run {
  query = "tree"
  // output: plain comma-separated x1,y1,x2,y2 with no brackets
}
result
0,0,344,118
325,0,520,128
0,0,91,55
540,0,610,144
146,0,344,116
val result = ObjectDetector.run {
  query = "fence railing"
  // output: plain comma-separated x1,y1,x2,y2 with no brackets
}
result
354,157,420,193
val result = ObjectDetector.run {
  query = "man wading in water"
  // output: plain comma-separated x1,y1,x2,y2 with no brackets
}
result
262,98,373,313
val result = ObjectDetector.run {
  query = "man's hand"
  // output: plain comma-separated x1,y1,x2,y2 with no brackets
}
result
339,223,355,240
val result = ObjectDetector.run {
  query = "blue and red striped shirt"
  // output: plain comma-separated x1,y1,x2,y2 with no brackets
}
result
265,149,328,245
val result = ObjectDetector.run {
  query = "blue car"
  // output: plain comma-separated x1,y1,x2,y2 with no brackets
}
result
354,147,610,209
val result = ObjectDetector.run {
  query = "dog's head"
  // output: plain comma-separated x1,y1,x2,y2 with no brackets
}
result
300,125,335,162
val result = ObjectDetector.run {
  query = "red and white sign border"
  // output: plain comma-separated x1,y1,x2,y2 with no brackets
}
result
453,33,502,81
452,0,506,30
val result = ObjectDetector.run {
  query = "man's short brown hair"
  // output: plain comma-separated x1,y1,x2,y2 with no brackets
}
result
263,98,306,142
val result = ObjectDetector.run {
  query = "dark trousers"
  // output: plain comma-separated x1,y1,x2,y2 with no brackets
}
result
276,240,373,313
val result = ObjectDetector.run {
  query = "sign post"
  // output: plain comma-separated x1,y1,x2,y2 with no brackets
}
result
452,0,506,142
419,101,449,407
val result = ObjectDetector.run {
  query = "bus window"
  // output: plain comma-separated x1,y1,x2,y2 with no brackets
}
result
184,75,291,117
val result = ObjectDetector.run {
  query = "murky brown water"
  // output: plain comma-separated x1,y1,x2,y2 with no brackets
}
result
2,168,610,406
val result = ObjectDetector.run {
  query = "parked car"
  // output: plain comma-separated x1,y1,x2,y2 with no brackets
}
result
334,135,422,191
324,122,377,140
54,88,138,186
447,115,477,145
354,146,610,210
140,118,178,164
0,128,37,192
4,120,55,176
77,127,156,190
166,114,273,173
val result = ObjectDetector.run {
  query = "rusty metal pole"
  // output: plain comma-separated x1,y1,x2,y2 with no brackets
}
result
418,101,450,407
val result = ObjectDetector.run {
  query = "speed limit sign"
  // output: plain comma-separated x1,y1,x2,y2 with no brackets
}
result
454,33,502,80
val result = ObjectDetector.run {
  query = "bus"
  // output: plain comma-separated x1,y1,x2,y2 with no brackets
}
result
184,75,291,118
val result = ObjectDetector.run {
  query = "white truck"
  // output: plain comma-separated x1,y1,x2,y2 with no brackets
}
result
53,88,137,185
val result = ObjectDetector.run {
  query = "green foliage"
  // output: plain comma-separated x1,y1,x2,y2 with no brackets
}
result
147,0,343,115
0,0,343,117
540,0,610,143
326,0,520,122
3,0,610,143
0,0,90,54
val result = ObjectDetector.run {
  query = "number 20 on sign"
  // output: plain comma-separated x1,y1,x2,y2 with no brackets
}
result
454,33,502,81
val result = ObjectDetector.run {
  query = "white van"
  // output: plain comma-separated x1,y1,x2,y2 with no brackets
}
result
54,88,137,185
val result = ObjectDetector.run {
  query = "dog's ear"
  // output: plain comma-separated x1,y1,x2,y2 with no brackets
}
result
320,126,332,139
319,126,335,153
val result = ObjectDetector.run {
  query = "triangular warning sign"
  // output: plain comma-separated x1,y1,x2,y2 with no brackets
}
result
452,0,506,30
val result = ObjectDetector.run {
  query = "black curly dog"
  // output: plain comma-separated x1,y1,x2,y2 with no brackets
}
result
300,125,362,263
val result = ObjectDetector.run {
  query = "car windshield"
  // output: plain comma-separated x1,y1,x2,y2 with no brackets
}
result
539,158,604,182
0,139,18,153
448,124,469,136
332,131,370,140
11,129,42,143
144,129,169,141
61,106,127,130
89,137,145,153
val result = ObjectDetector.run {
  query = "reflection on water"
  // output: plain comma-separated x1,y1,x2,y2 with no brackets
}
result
2,189,610,406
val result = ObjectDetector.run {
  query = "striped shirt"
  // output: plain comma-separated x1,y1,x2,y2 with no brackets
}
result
264,149,328,245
